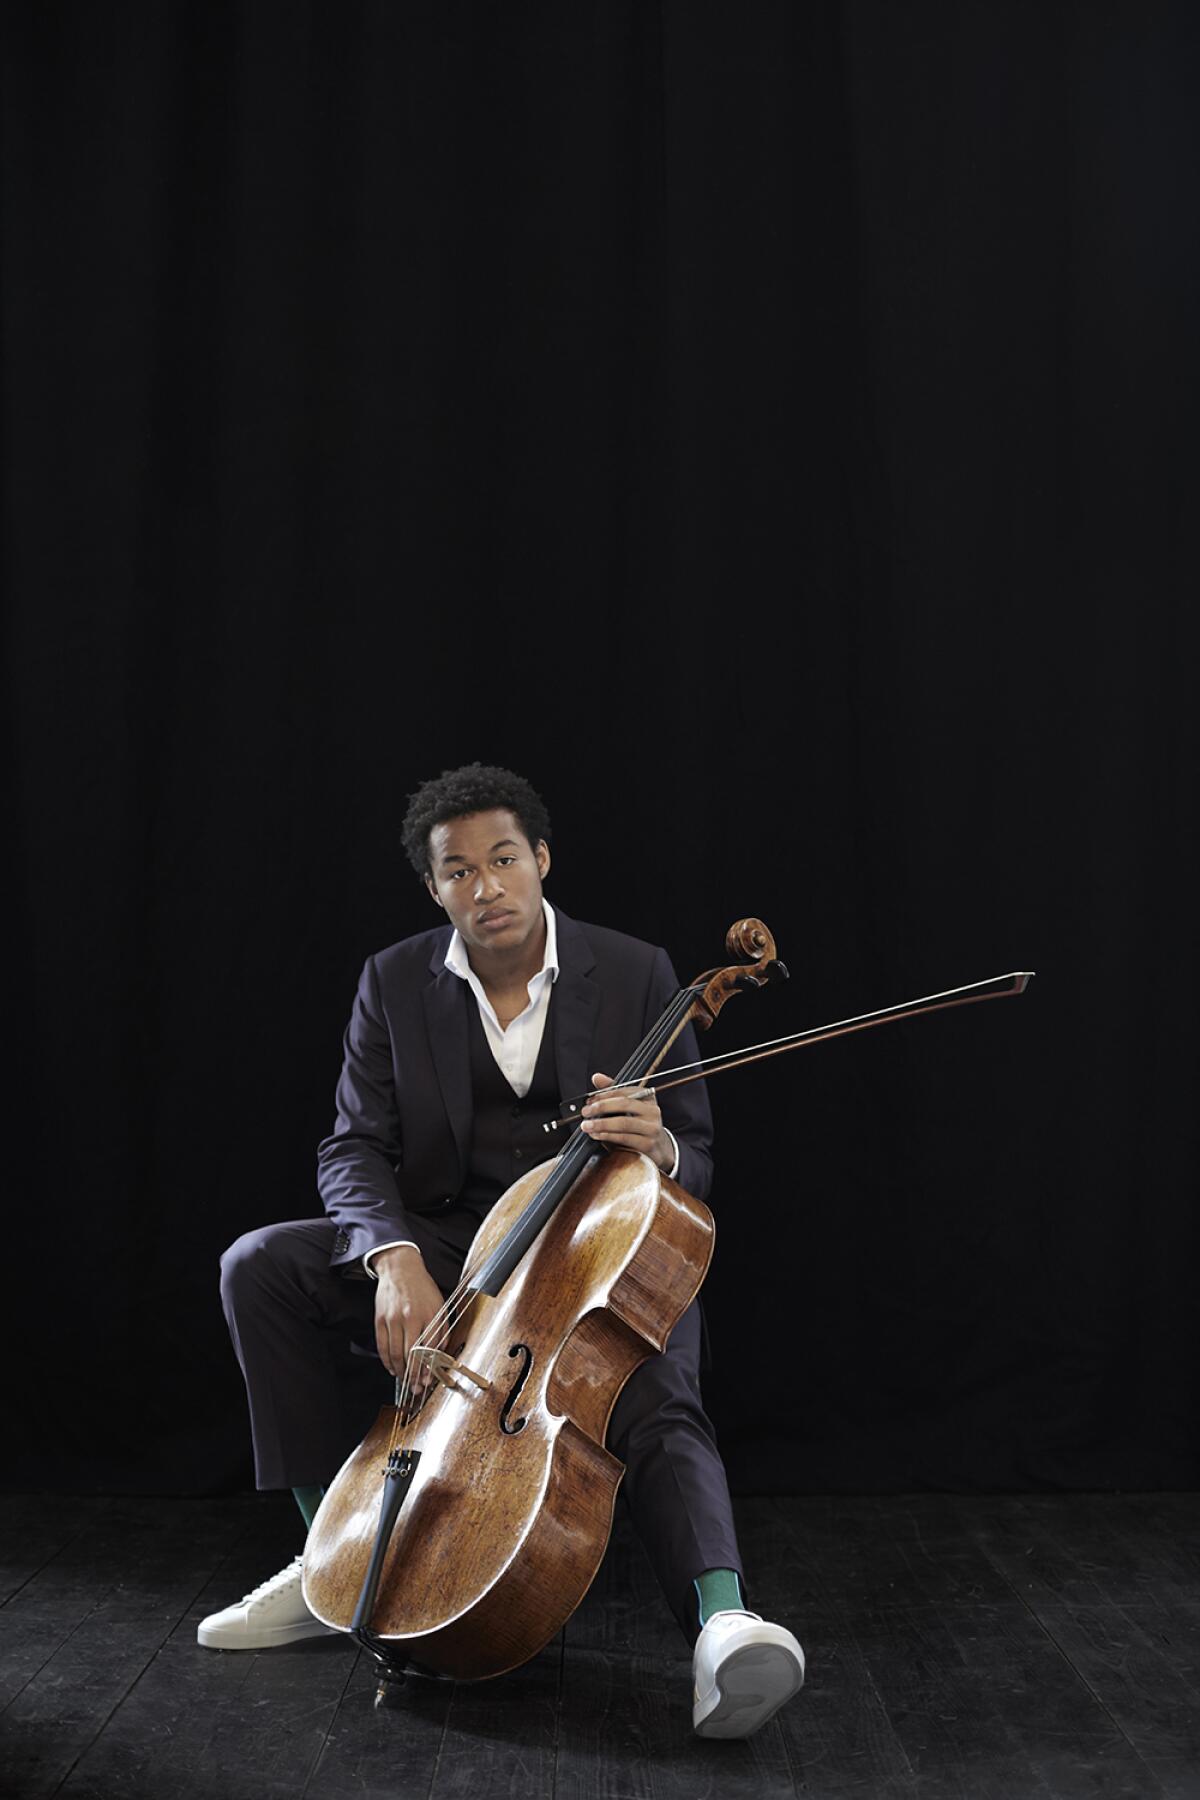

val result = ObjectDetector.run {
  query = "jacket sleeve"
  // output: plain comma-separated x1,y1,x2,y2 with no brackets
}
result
646,946,714,1202
317,956,417,1265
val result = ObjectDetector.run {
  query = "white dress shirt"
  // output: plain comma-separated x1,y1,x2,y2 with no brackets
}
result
363,901,677,1275
443,897,560,1095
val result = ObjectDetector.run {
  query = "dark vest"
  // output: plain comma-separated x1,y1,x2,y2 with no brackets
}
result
459,992,562,1216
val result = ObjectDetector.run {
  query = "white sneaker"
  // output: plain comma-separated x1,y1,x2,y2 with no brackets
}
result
196,1555,339,1650
692,1609,805,1738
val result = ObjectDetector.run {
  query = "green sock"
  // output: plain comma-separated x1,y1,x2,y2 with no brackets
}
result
694,1567,746,1626
292,1485,325,1532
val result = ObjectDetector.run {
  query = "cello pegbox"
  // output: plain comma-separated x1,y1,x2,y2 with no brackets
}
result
689,917,780,1030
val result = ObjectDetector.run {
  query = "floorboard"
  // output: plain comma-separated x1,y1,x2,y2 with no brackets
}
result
427,1643,559,1800
299,1653,453,1800
0,1493,1197,1800
0,1497,264,1798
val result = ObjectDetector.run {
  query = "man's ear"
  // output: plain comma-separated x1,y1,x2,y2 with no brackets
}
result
536,840,551,881
425,874,443,908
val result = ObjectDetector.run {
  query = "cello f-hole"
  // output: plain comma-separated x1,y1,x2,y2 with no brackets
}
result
500,1344,533,1435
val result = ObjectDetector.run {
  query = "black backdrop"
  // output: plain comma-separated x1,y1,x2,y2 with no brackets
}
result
4,3,1196,1497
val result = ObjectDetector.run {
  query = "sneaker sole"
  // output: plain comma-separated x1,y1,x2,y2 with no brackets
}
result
693,1642,805,1739
197,1618,341,1651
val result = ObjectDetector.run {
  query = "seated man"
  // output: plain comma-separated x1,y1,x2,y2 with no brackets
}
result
200,762,804,1739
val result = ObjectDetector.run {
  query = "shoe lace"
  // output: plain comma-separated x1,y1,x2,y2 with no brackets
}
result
240,1555,304,1608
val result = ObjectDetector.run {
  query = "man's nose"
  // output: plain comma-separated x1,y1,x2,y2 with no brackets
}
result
474,869,504,903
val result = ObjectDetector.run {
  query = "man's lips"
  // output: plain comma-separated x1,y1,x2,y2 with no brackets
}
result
477,909,515,928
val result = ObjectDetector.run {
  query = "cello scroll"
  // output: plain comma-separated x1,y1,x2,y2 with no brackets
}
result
687,917,790,1035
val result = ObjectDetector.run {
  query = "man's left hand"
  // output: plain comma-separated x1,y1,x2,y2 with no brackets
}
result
580,1071,675,1173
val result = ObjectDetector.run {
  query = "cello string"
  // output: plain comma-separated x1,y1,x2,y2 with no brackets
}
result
612,984,702,1086
385,1170,552,1457
392,1289,471,1440
389,1143,576,1453
609,987,692,1084
391,1282,482,1456
396,1212,523,1441
385,1281,473,1455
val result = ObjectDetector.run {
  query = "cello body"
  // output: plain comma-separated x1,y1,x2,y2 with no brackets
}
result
303,1146,714,1680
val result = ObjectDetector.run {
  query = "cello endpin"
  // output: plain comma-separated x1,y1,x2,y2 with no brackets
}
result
373,1668,407,1708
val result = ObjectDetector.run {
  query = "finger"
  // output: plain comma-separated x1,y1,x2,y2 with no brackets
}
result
583,1107,659,1133
582,1114,657,1142
582,1105,656,1128
391,1312,418,1384
376,1312,397,1377
587,1072,655,1102
582,1087,656,1117
398,1319,426,1391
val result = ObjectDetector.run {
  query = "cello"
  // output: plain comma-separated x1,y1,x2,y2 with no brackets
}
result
302,917,785,1683
302,922,1033,1685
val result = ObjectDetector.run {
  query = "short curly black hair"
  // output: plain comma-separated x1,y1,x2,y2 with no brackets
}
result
402,763,552,878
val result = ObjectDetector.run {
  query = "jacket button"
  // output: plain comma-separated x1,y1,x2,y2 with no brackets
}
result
514,1149,524,1160
511,1105,522,1119
441,1196,455,1210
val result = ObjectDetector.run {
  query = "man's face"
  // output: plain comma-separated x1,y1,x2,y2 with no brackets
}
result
425,808,550,961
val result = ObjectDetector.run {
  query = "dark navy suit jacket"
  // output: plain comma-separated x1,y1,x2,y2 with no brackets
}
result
317,908,715,1270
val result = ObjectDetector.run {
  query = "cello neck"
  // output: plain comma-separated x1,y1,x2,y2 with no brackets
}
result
612,984,705,1084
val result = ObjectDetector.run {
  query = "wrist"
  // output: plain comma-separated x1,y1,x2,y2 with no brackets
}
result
657,1127,681,1180
372,1244,424,1280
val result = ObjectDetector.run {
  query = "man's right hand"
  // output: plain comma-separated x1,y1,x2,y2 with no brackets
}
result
371,1245,446,1382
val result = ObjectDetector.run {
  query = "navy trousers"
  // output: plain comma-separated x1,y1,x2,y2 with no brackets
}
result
220,1211,743,1642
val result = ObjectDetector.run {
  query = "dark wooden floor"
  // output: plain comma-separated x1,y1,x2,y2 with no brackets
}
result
2,1491,1198,1799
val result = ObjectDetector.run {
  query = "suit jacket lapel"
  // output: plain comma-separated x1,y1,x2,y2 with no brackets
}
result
551,910,600,1106
422,953,473,1185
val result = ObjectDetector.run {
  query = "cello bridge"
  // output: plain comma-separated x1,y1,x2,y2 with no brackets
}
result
411,1345,491,1394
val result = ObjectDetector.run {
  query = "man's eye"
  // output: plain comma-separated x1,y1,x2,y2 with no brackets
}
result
449,868,471,880
496,857,516,867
